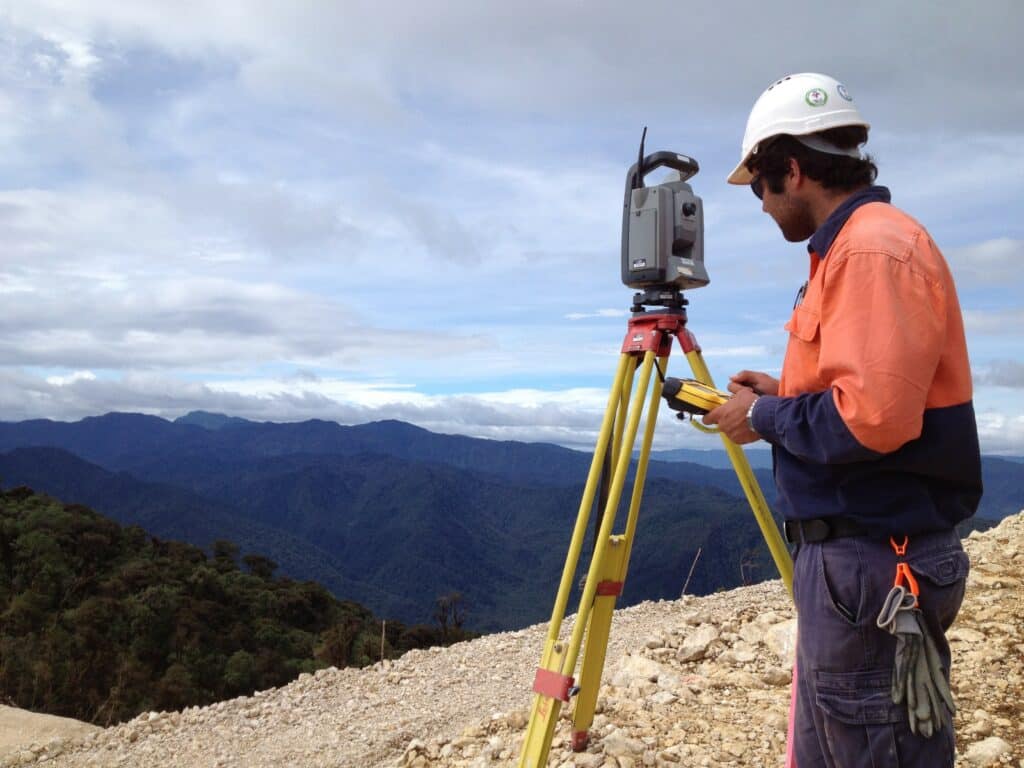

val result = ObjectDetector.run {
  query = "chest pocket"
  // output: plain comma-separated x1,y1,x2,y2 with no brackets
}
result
781,305,823,395
785,305,821,342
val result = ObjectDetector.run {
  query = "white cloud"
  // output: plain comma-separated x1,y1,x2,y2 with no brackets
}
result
45,370,97,387
0,179,361,270
975,410,1024,455
3,1,1021,132
946,238,1022,287
565,309,630,321
0,275,486,370
963,309,1024,336
976,360,1024,389
0,273,35,294
0,367,717,450
4,364,1022,454
702,345,771,359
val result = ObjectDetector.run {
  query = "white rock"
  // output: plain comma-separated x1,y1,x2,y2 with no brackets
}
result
963,736,1012,766
601,732,646,757
718,649,758,665
648,691,678,706
677,624,720,662
610,655,668,688
761,667,792,686
738,621,766,645
948,627,986,644
764,620,798,667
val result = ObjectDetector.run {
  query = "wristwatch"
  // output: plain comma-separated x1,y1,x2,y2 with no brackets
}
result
746,397,760,436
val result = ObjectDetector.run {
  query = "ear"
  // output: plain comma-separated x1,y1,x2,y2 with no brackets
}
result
787,156,806,188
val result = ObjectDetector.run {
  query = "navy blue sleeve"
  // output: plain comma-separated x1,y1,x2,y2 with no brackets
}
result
751,391,883,464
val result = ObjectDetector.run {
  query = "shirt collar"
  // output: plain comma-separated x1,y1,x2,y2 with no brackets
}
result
807,185,892,257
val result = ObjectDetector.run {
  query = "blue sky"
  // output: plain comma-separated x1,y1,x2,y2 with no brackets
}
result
1,2,1022,453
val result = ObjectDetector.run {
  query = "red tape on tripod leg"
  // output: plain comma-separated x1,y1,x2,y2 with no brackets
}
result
532,668,574,702
571,731,590,751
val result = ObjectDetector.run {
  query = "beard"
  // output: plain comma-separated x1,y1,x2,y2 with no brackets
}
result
772,194,817,243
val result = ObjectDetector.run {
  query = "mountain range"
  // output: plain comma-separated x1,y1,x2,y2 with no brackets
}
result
1,412,1018,631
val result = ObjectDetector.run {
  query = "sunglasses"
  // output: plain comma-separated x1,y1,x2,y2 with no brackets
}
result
750,174,765,200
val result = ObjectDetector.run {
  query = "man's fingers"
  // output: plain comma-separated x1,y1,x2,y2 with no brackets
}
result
729,371,760,391
727,382,754,395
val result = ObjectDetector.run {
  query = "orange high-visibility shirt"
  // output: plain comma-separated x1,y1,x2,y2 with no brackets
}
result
750,189,981,535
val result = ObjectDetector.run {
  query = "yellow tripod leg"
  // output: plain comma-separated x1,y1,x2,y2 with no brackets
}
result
685,350,793,594
559,351,658,677
569,534,626,751
518,353,634,768
569,355,667,751
518,351,659,767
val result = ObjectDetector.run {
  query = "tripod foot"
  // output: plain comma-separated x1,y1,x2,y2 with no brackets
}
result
571,730,590,752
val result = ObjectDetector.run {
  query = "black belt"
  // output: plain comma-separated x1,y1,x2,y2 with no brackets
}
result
784,517,866,544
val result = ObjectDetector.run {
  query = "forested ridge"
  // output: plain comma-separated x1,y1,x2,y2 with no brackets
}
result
0,486,471,725
1,414,1018,632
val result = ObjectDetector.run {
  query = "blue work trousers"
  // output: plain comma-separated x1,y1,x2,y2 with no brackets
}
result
792,528,969,768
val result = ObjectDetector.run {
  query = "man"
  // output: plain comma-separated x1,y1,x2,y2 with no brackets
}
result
703,73,981,768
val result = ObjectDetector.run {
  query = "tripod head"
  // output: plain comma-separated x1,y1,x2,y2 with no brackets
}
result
621,128,709,312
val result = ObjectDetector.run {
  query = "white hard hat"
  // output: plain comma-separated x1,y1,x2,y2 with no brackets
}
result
726,73,870,185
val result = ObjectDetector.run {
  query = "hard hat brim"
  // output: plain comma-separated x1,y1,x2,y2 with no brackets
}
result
727,156,754,185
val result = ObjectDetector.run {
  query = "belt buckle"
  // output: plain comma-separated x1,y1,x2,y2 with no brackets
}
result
805,518,830,542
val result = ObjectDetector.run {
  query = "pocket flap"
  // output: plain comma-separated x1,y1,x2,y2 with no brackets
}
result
784,305,820,342
910,548,969,588
815,669,902,725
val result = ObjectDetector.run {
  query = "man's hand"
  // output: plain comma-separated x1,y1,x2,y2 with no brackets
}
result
728,370,779,396
703,386,760,445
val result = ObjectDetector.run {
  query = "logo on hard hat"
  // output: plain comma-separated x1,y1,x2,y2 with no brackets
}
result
837,84,853,101
805,88,828,107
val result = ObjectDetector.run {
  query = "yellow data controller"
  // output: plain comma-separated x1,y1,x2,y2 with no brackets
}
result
661,377,731,416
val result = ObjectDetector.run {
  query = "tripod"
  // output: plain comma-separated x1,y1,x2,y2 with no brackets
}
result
517,297,794,768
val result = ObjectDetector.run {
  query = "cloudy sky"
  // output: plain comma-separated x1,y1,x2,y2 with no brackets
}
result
1,1,1022,453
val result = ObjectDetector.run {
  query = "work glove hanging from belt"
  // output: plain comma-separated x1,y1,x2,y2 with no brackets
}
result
876,585,955,737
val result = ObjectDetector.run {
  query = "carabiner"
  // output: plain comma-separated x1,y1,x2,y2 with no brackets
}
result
889,536,920,599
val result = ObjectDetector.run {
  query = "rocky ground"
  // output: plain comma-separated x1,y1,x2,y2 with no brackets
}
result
2,513,1021,768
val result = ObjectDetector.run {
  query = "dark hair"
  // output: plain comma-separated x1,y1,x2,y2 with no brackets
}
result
747,126,877,194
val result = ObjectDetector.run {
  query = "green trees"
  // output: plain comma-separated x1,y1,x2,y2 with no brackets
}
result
434,591,466,640
0,487,474,725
